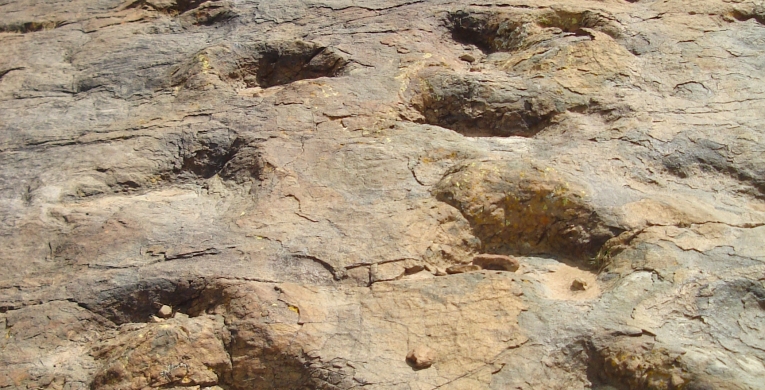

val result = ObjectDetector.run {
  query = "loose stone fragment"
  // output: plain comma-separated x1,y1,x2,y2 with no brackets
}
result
459,53,476,63
406,345,437,369
571,278,589,291
157,305,173,318
472,254,520,272
446,264,482,274
671,374,685,387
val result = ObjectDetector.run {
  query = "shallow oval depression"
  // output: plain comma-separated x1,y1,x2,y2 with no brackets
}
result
170,40,350,94
125,0,237,26
81,278,332,390
408,7,629,138
410,69,588,137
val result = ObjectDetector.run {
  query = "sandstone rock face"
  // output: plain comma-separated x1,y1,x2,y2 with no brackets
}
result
91,315,231,389
1,0,765,389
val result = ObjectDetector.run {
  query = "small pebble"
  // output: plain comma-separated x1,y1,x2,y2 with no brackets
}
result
571,278,589,291
459,54,476,63
406,345,437,369
157,305,173,319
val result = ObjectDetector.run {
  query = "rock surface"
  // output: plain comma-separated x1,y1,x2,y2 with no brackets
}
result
1,0,765,389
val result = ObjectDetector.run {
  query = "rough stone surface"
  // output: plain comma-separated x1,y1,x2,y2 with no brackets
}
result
2,0,765,389
91,315,231,390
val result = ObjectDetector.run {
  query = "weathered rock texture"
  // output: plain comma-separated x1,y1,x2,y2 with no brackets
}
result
1,0,765,389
